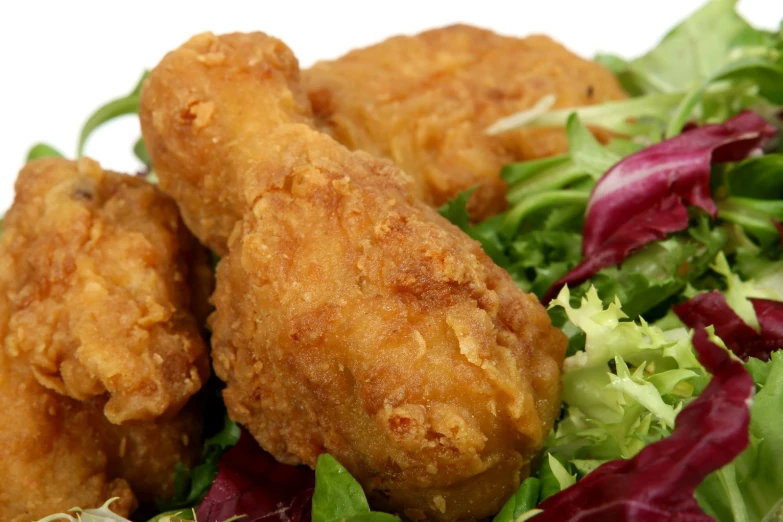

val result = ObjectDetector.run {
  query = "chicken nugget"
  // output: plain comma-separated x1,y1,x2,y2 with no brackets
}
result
304,25,627,219
140,32,566,522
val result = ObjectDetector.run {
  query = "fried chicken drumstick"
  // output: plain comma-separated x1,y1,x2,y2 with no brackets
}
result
304,25,627,219
0,158,211,521
140,32,567,521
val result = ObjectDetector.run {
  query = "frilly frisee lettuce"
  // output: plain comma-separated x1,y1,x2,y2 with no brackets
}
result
35,498,134,522
34,498,200,522
708,251,783,329
543,285,706,473
529,284,783,521
33,499,241,522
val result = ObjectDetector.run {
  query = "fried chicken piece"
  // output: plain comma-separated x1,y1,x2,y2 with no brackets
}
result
140,32,566,521
1,158,210,424
0,352,203,522
303,25,627,219
0,157,210,520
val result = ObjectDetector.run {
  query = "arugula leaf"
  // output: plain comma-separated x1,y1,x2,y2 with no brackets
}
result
77,70,148,157
502,155,571,190
501,191,589,239
503,156,587,206
26,143,63,161
312,454,400,522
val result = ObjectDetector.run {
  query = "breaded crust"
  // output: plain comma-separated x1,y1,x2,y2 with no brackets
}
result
304,24,627,219
0,157,210,520
141,32,566,522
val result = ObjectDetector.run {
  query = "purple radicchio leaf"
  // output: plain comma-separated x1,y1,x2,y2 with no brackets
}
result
544,111,776,303
530,328,754,521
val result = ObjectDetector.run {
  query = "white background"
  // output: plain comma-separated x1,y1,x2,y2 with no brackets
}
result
1,0,781,212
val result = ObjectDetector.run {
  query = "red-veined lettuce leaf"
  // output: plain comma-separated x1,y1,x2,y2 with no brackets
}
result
774,219,783,246
195,430,315,522
529,328,754,521
751,297,783,350
543,111,775,303
674,292,783,361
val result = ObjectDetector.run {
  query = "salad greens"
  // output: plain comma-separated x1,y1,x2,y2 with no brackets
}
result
156,414,241,512
26,70,151,170
491,0,783,142
438,1,783,519
35,498,136,522
492,478,541,522
29,0,783,521
696,351,783,522
530,328,756,521
312,455,400,522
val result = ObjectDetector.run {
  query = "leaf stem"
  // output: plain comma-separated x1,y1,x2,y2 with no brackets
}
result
502,191,589,238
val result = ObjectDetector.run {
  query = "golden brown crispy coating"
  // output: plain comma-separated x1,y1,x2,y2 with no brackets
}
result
0,158,210,424
140,32,566,522
0,351,203,522
303,25,627,219
0,353,136,521
141,35,312,255
0,157,209,520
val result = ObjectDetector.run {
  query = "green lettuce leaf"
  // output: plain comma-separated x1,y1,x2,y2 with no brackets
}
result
26,143,63,162
725,154,783,200
438,189,510,266
493,478,540,522
544,285,706,477
504,0,783,141
77,71,148,157
696,351,783,521
602,0,754,94
312,455,400,522
565,114,621,178
581,222,727,319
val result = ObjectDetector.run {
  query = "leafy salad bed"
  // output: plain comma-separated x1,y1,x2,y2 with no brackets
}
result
32,1,783,520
